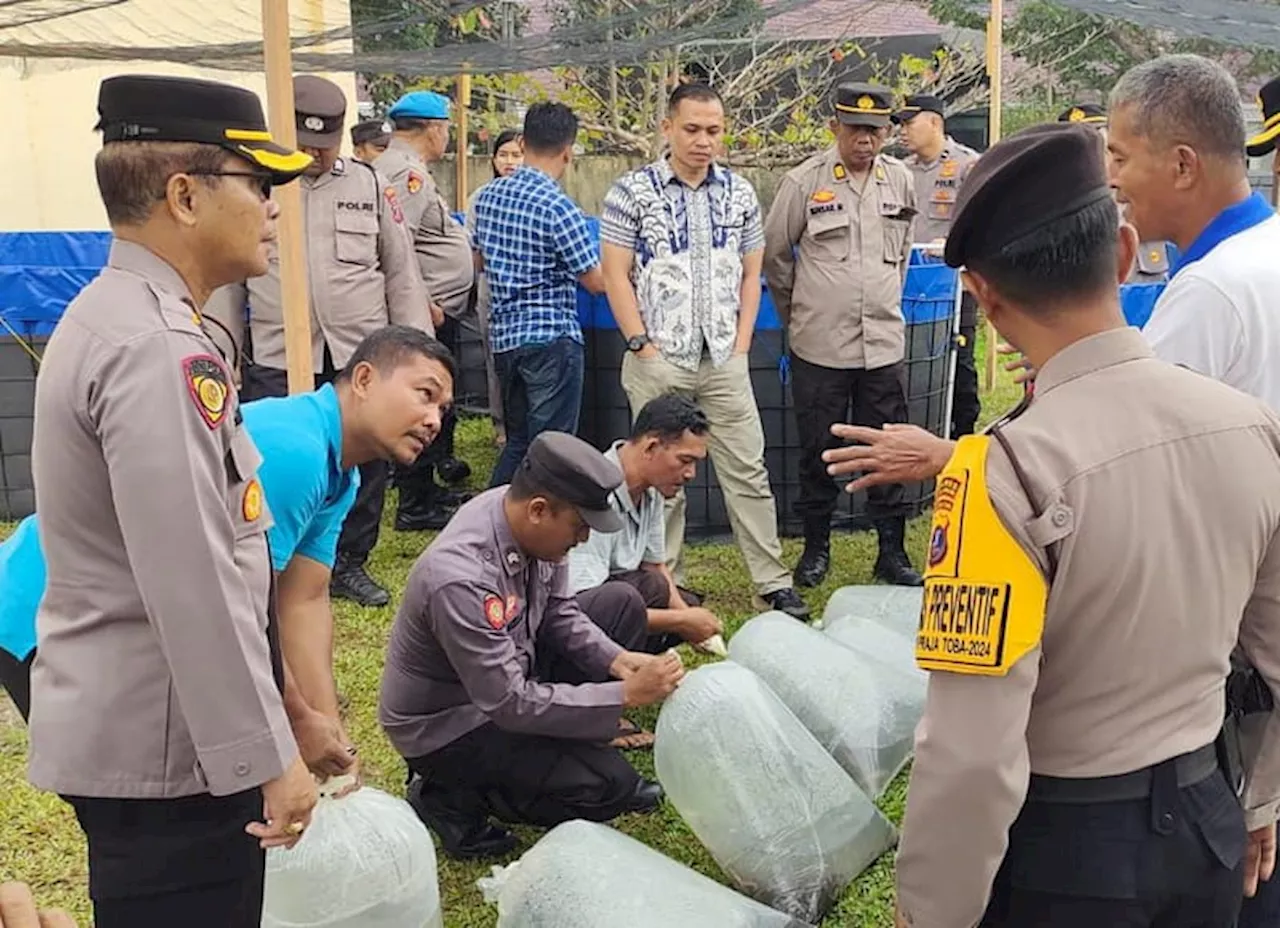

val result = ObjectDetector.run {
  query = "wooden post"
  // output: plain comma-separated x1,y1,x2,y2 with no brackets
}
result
456,73,472,211
983,0,1004,391
261,0,315,395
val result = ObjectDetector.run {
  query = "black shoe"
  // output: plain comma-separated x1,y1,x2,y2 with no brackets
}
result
406,777,519,860
330,561,391,607
620,778,664,815
756,587,812,620
437,457,472,485
793,535,834,586
874,550,924,586
395,506,455,532
439,488,475,508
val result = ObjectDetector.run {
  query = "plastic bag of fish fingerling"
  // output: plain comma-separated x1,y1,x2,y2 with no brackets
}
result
262,785,443,928
654,662,896,924
477,819,813,928
820,584,923,641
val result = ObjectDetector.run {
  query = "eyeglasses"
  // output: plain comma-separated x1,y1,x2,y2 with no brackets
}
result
187,171,274,200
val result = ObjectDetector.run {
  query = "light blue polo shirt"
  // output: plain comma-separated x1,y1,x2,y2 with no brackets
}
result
0,384,358,661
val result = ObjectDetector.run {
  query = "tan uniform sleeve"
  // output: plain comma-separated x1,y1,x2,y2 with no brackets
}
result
375,171,433,335
763,174,806,324
1236,517,1280,830
896,459,1042,928
201,283,248,383
87,329,296,795
900,170,917,284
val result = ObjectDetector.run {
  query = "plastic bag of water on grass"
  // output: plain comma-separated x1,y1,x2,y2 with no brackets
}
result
821,585,923,640
822,615,927,683
262,783,443,928
730,612,925,797
654,662,895,923
477,819,811,928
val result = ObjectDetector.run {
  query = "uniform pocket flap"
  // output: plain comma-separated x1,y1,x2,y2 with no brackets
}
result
807,211,850,237
334,210,379,235
226,429,263,483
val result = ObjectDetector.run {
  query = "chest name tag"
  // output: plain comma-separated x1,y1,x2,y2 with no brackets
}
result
916,435,1048,676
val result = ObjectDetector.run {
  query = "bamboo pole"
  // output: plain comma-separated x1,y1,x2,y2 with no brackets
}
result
983,0,1004,391
261,0,315,395
456,73,472,211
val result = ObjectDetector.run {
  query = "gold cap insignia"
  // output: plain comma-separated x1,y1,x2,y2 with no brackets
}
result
1068,108,1085,123
857,95,875,110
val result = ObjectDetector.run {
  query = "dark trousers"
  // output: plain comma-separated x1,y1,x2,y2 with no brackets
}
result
1239,851,1280,926
790,354,908,524
490,337,584,487
396,314,460,514
241,359,387,566
66,788,266,928
589,567,702,655
0,648,33,722
409,581,645,827
953,320,980,438
980,766,1245,928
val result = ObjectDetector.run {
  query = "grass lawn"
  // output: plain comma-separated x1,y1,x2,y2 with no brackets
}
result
0,332,1022,927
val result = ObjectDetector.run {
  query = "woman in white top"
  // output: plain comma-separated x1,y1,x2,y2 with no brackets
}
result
467,129,523,446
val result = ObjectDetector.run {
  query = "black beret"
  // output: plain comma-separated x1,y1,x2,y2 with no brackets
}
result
294,75,347,148
894,94,945,124
351,119,391,147
95,74,310,185
944,123,1111,269
1057,103,1107,126
833,83,893,128
1247,76,1280,157
521,432,624,533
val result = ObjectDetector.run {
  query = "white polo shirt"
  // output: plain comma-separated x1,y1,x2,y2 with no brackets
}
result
1143,194,1280,409
567,441,666,593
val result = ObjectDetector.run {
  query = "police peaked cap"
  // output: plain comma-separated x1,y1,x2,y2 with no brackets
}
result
95,74,312,185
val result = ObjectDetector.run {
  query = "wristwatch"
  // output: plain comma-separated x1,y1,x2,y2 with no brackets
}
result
626,333,651,352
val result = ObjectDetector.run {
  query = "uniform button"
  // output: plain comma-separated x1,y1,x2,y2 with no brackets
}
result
483,551,493,561
1051,508,1069,527
1159,811,1175,830
234,761,251,777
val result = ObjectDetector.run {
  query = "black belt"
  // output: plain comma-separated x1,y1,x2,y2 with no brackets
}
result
1026,743,1219,804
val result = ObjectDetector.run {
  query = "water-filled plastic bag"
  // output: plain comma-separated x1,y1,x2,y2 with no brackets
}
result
477,819,811,927
821,584,923,640
730,611,925,796
654,662,895,922
262,785,442,928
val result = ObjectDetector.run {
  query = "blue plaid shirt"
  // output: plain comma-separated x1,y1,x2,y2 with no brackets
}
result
471,166,598,353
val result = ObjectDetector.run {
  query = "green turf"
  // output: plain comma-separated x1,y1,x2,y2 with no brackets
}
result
0,330,1021,926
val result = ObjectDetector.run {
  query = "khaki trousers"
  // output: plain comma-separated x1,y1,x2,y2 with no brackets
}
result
620,350,792,595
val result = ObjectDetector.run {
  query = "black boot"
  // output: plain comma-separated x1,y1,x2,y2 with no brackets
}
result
330,555,391,607
406,775,518,860
873,517,923,587
395,480,456,532
437,457,472,485
794,518,831,588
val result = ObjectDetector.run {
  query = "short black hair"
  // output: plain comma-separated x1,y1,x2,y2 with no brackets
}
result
335,325,457,384
968,197,1119,309
630,393,710,443
667,82,722,115
522,102,578,156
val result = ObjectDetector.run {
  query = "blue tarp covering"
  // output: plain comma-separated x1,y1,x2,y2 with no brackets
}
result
0,230,1164,338
0,232,112,336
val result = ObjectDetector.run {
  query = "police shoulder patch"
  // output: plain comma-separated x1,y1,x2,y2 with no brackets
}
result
406,171,424,195
181,354,230,430
916,435,1048,676
484,593,507,629
384,186,404,224
242,478,263,522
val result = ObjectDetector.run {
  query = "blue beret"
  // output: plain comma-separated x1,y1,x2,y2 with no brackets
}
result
388,91,451,121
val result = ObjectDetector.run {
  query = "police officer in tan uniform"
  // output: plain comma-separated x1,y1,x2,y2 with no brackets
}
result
764,82,922,590
376,91,477,532
867,123,1280,927
350,118,391,164
379,432,683,859
207,75,431,608
29,74,318,928
896,93,983,437
1058,102,1171,284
